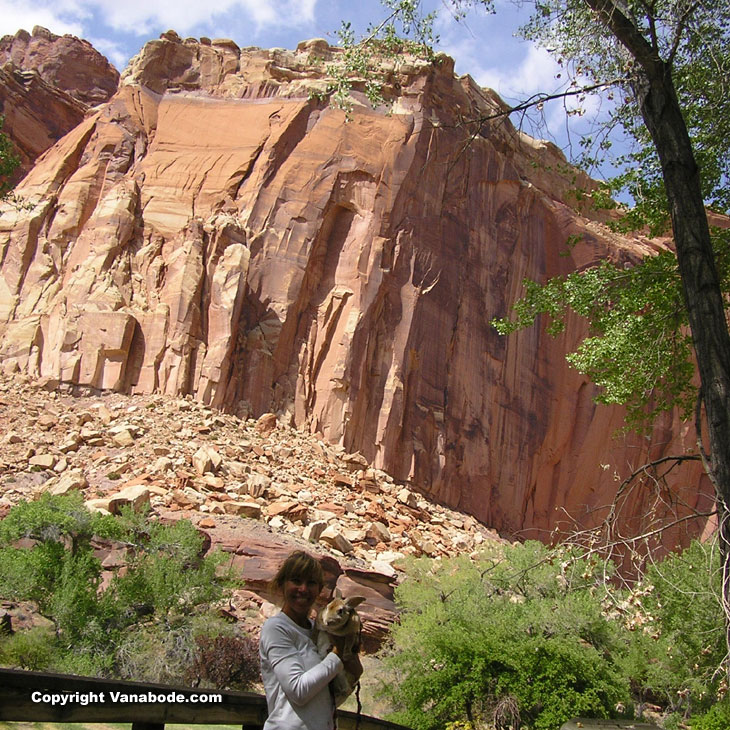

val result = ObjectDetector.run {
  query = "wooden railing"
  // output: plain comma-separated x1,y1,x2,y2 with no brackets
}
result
0,667,410,730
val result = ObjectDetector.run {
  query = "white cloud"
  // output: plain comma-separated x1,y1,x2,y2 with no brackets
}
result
87,35,128,69
428,5,619,155
1,0,317,43
0,0,84,38
431,4,563,100
0,0,319,72
89,0,316,35
475,45,562,99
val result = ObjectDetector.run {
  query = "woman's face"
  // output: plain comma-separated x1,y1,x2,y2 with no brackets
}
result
282,575,321,624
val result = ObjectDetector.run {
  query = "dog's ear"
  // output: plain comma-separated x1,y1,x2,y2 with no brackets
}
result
345,596,366,609
333,587,344,600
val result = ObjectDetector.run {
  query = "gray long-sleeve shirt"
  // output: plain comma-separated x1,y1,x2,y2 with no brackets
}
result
260,610,343,730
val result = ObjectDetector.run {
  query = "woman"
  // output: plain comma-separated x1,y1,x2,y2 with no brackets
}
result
259,550,363,730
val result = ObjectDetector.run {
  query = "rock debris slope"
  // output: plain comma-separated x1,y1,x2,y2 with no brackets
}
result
0,372,501,647
0,31,711,542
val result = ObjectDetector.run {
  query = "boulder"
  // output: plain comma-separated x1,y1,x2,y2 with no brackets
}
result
48,470,88,495
107,485,151,514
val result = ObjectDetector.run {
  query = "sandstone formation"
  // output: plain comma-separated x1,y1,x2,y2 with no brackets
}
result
0,31,712,542
0,26,119,105
0,26,119,180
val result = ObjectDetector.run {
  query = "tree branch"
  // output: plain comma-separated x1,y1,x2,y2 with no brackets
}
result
639,0,660,55
604,452,702,529
474,78,627,128
668,1,699,64
581,0,662,74
437,77,627,155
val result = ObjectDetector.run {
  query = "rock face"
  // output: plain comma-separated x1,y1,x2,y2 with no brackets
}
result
0,26,119,180
0,32,712,540
0,26,119,105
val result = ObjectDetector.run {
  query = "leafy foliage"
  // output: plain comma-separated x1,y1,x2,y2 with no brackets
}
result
0,493,241,678
495,0,730,437
317,1,441,115
692,699,730,730
0,492,121,637
0,115,19,200
529,2,723,215
0,626,56,670
615,540,726,715
381,539,727,729
521,0,730,222
492,250,697,427
0,490,121,547
492,223,730,430
107,515,227,617
382,542,629,730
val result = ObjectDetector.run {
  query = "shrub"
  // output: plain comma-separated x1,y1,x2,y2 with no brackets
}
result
382,538,727,729
382,542,629,730
0,494,240,679
115,619,199,684
691,699,730,730
107,517,229,617
186,632,261,690
0,626,56,670
616,539,725,716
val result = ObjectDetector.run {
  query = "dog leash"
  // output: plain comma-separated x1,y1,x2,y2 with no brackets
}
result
354,621,363,730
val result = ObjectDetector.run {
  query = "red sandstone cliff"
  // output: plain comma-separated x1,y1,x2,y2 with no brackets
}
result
0,26,119,181
0,31,711,540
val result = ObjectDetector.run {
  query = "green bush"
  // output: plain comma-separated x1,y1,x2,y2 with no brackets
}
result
691,699,730,730
0,626,56,670
382,542,629,730
0,493,240,679
108,517,228,617
382,539,727,729
616,539,725,715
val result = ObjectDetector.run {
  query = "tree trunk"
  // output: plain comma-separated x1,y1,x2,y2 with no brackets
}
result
580,0,730,666
637,57,730,664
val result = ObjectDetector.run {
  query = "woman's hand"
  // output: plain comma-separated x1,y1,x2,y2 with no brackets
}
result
329,640,363,681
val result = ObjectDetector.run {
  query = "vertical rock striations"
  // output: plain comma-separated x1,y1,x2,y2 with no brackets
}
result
0,32,711,539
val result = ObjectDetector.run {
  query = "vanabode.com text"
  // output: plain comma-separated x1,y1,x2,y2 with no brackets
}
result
31,691,223,706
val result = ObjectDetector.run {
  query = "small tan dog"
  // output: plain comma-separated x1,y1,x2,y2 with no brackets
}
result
314,588,366,705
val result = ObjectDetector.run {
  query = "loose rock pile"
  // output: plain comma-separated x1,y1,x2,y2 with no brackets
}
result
0,372,504,647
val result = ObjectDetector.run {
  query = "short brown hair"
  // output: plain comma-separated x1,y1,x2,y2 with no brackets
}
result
270,550,325,594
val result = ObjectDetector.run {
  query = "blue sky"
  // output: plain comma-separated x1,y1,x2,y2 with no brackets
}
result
0,0,621,176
